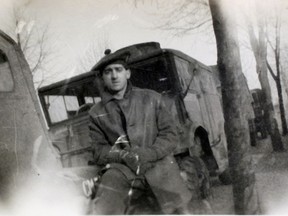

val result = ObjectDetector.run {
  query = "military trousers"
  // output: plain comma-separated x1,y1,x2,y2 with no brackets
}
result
91,168,150,214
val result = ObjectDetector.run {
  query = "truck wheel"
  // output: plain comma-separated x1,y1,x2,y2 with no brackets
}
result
177,156,211,199
194,128,219,176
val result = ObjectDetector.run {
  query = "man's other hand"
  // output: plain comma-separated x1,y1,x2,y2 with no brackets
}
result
132,147,157,164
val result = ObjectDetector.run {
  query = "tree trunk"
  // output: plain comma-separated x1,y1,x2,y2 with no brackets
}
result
275,18,288,135
208,0,260,214
276,76,288,135
247,12,284,151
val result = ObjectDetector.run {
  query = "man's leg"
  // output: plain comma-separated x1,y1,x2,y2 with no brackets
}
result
91,168,131,215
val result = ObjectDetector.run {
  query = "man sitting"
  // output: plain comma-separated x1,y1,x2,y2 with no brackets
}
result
88,51,192,214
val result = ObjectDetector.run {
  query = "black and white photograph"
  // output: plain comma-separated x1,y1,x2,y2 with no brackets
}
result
0,0,288,214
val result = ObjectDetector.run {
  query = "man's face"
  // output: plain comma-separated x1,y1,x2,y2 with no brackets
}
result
102,63,131,94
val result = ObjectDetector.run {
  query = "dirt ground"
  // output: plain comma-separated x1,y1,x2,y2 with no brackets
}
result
209,135,288,215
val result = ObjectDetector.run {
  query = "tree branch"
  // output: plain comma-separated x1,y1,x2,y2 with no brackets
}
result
266,59,277,81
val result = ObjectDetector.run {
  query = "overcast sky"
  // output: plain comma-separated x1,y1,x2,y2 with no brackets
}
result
0,0,282,91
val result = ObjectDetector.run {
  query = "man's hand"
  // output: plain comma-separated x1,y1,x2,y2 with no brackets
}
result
109,137,157,175
138,162,155,175
107,135,130,163
121,150,155,175
120,150,139,173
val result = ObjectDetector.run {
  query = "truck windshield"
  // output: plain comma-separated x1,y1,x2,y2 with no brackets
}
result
39,78,101,125
129,55,173,94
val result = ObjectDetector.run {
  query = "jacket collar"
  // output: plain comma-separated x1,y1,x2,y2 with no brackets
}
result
101,80,133,104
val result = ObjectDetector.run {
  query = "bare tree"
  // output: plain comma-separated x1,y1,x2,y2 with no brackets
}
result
145,0,287,151
281,44,288,98
209,0,260,213
78,32,112,73
265,10,288,135
155,0,211,36
11,4,59,89
133,0,212,37
245,0,284,150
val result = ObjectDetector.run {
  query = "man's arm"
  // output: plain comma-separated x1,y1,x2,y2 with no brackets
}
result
132,96,179,162
151,97,179,159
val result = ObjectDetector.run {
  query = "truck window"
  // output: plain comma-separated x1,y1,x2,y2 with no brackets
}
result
0,50,14,92
84,96,101,104
45,95,79,123
130,56,173,94
40,78,101,125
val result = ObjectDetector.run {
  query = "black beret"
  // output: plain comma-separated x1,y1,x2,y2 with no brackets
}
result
91,50,130,75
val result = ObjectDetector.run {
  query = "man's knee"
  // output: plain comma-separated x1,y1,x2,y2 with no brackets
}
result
93,168,130,214
100,168,130,190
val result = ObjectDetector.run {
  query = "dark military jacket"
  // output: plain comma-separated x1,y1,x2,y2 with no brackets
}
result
88,83,191,213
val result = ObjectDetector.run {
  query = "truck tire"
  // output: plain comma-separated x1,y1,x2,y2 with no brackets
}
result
194,128,219,177
177,156,211,199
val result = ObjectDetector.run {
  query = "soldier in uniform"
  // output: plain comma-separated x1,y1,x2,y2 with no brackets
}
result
88,51,192,214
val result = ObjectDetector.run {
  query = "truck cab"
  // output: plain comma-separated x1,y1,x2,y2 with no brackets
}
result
38,42,228,177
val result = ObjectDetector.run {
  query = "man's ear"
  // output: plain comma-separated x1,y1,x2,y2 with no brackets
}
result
126,69,131,79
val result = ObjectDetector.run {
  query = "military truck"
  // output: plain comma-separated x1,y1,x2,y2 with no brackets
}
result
0,30,60,204
38,42,229,192
251,89,268,140
38,42,228,172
